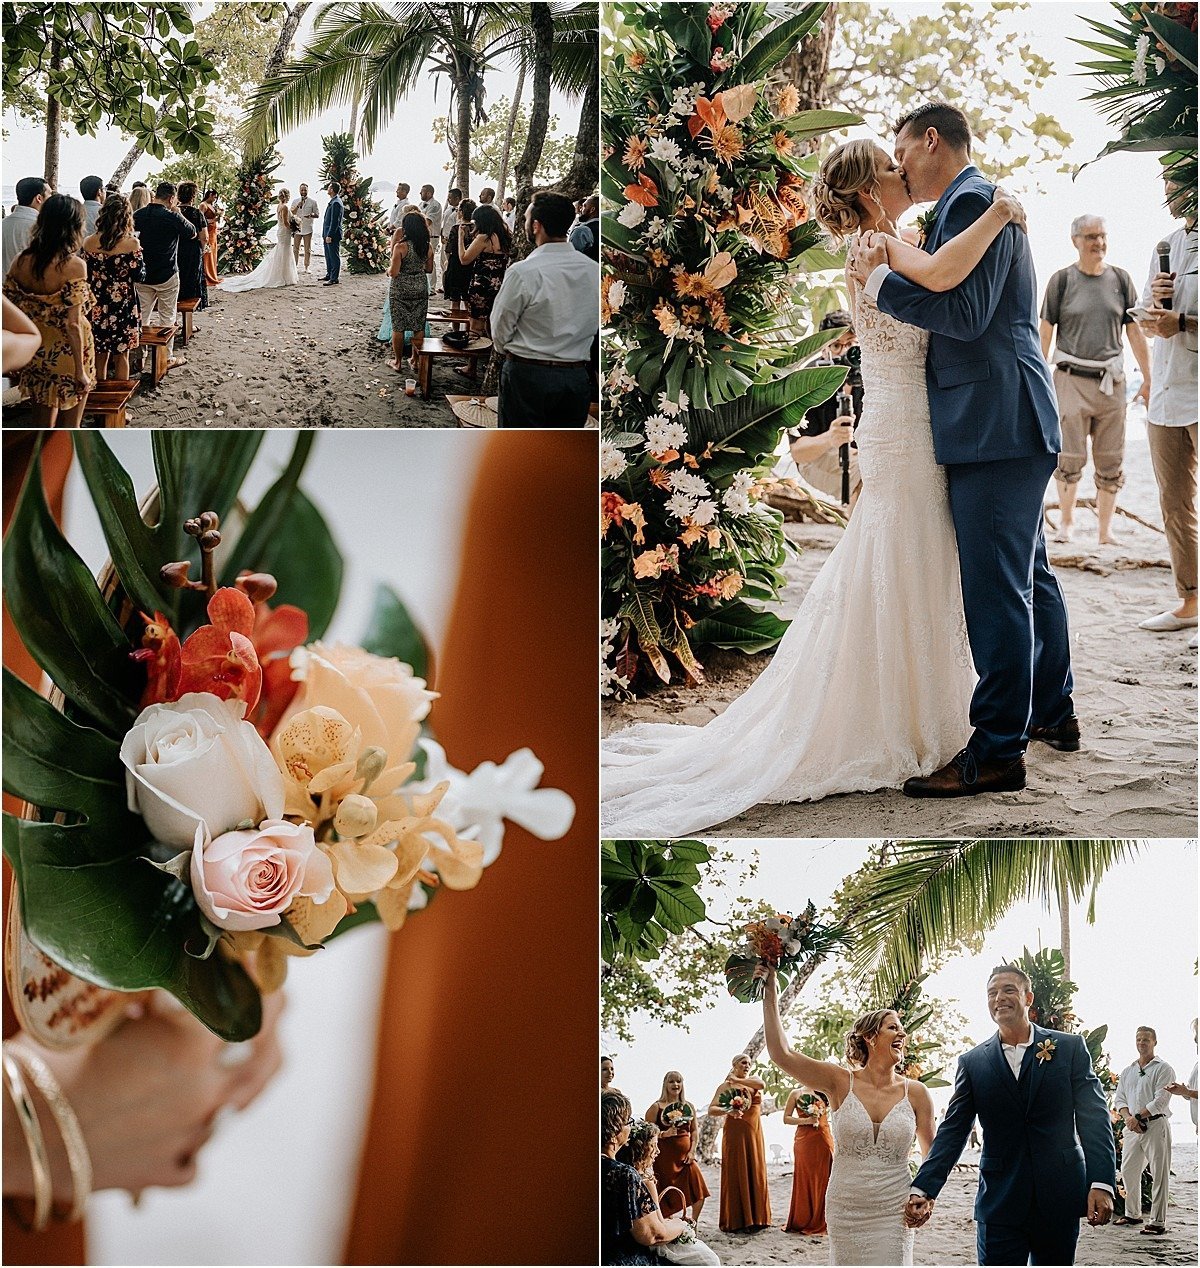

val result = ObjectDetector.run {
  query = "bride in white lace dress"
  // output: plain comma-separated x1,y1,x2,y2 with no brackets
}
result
221,188,300,292
760,967,936,1265
601,141,1026,837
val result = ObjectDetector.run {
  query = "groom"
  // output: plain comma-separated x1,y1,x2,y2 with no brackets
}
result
322,181,343,286
853,102,1076,798
905,965,1115,1264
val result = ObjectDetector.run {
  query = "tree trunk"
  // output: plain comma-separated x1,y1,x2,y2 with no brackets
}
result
552,74,599,201
780,5,838,111
697,954,822,1163
109,107,167,188
453,80,473,194
495,61,525,202
349,87,361,149
43,39,62,188
1057,876,1071,981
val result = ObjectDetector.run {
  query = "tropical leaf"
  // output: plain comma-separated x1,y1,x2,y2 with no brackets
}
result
1144,8,1198,75
733,4,828,85
775,108,861,140
360,583,431,681
684,364,847,446
151,432,262,561
688,601,790,653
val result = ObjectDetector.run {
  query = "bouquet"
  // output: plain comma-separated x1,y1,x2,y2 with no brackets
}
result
796,1092,826,1119
3,434,575,1046
661,1101,694,1134
723,901,851,1002
717,1086,751,1115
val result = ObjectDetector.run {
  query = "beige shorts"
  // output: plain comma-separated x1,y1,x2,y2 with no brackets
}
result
1053,367,1126,491
798,446,862,503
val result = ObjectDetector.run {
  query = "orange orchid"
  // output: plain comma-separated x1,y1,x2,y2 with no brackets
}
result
131,611,182,707
177,587,263,710
249,600,309,737
623,173,660,207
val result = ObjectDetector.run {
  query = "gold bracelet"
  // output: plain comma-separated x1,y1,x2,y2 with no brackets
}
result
7,1044,93,1222
2,1047,52,1232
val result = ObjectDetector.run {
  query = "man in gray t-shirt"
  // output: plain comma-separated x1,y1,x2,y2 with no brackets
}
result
1040,214,1152,545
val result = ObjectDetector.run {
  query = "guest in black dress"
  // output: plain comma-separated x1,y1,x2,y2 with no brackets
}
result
601,1091,686,1265
82,193,145,382
176,181,209,310
442,198,475,306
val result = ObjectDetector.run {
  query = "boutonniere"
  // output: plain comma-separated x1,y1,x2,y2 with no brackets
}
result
915,209,937,249
1036,1038,1057,1064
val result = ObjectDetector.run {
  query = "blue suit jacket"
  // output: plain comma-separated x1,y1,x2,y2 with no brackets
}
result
876,166,1060,466
913,1027,1116,1226
323,196,343,240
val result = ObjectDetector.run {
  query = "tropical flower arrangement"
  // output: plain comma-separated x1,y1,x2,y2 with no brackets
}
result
219,143,282,275
601,1,858,691
723,902,850,1002
796,1091,827,1119
2,434,573,1046
717,1086,752,1115
1073,2,1197,219
320,132,390,275
661,1101,695,1132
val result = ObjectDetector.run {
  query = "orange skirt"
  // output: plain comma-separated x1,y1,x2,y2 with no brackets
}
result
719,1108,771,1232
653,1130,710,1215
785,1119,834,1234
203,228,220,284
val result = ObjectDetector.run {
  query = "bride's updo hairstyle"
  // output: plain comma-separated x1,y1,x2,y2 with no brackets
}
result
812,139,879,242
845,1008,899,1068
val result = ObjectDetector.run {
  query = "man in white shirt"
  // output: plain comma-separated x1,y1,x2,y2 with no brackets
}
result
79,175,105,236
1135,177,1198,639
502,196,517,232
1113,1026,1175,1234
490,191,598,428
440,188,461,282
290,183,320,272
417,184,443,290
3,177,50,276
388,182,411,231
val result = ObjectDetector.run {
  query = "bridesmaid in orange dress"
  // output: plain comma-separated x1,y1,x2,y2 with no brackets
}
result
783,1085,833,1234
708,1055,771,1233
200,191,221,285
645,1071,710,1224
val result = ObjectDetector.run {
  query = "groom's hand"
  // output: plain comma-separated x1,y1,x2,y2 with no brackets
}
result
1086,1189,1113,1226
904,1194,934,1228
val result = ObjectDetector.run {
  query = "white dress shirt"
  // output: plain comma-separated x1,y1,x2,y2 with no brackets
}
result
1000,1034,1035,1078
1140,225,1197,426
388,201,407,230
419,197,443,239
1187,1061,1198,1128
441,202,459,239
291,196,319,235
489,240,597,363
1114,1056,1176,1119
3,205,38,277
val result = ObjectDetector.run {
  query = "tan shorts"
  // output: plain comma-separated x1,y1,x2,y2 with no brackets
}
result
1053,367,1126,491
798,446,862,503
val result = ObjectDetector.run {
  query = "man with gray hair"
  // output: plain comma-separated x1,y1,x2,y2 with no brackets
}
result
1040,214,1151,545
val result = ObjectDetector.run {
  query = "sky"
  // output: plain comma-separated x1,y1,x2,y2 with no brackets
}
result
2,2,585,205
607,839,1199,1158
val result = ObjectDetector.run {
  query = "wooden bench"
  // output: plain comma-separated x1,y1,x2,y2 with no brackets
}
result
412,335,492,400
176,298,200,345
139,326,177,389
426,304,472,332
84,378,138,429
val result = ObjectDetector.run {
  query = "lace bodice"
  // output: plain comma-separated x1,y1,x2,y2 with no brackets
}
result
830,1082,917,1166
848,240,929,391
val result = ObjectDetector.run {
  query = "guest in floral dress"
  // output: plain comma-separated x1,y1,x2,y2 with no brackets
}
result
83,194,145,382
387,212,433,374
2,193,95,427
458,203,511,378
176,182,209,310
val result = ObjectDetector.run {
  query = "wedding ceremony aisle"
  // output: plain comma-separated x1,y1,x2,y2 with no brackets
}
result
121,270,478,428
602,423,1197,839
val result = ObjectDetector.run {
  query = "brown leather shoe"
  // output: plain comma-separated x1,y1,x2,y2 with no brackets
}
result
902,749,1026,798
1029,715,1080,752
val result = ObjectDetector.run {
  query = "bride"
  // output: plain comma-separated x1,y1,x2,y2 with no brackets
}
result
601,139,1025,837
220,188,300,292
760,967,936,1265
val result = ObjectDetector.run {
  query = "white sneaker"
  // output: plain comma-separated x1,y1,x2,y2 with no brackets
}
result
1139,611,1199,632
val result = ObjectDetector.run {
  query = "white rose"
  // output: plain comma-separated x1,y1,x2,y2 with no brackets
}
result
617,201,646,229
121,693,285,849
608,279,627,312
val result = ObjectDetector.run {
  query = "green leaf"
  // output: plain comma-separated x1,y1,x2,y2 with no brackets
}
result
324,900,382,941
2,449,137,736
219,432,314,587
775,108,862,141
1144,9,1198,74
650,878,706,927
689,601,790,654
152,432,262,560
685,364,847,446
735,5,829,85
630,882,658,926
360,584,431,681
4,816,262,1041
724,953,794,1004
666,840,711,863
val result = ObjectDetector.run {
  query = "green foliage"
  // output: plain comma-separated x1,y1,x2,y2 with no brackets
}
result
723,901,852,1003
432,95,579,186
824,3,1072,181
1,434,343,1040
601,839,711,964
220,144,282,274
148,150,242,211
1073,3,1197,220
2,2,219,160
601,3,856,690
320,133,390,275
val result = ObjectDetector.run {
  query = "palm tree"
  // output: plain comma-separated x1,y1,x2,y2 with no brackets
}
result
848,839,1141,998
241,1,596,193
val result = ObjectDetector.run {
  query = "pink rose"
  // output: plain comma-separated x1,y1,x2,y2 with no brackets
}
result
191,819,335,932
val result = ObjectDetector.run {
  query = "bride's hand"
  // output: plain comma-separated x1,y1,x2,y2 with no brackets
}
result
990,187,1027,233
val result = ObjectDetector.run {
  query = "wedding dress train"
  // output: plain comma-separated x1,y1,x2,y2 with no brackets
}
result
601,272,975,836
220,219,299,292
826,1074,918,1265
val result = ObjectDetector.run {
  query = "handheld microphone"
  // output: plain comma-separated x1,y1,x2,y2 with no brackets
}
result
1156,240,1173,309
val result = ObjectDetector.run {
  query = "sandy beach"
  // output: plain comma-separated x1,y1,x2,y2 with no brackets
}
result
603,418,1197,839
122,268,480,428
691,1141,1198,1266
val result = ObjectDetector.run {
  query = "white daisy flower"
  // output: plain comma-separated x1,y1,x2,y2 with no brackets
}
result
601,440,629,481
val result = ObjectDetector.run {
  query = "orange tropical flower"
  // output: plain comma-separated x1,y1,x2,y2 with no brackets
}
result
648,247,671,267
649,467,674,489
688,95,729,138
773,129,795,156
623,173,659,207
775,84,800,117
177,587,263,711
628,50,646,70
702,124,744,165
653,299,681,335
623,134,648,170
